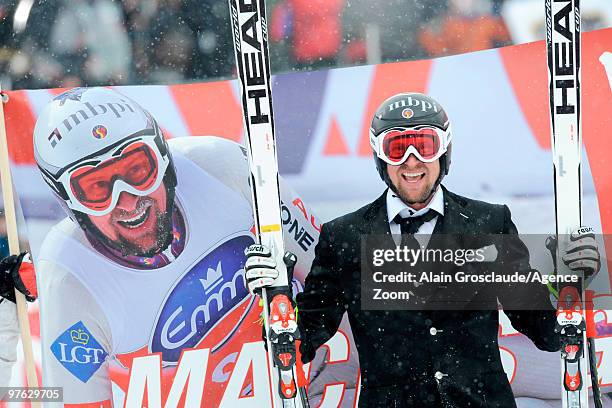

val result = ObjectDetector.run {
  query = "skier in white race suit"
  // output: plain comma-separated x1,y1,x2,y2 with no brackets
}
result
32,87,359,406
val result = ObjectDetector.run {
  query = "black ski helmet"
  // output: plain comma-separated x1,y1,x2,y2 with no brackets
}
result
369,92,452,194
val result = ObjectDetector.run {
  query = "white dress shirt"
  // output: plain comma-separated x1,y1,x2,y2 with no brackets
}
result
386,187,444,247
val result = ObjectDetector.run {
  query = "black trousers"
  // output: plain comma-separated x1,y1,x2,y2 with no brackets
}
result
358,381,442,407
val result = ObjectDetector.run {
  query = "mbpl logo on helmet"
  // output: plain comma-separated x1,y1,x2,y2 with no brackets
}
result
388,95,439,113
34,87,177,220
91,125,108,139
47,96,136,146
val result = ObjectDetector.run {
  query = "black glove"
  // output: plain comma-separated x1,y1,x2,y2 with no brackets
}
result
0,252,37,303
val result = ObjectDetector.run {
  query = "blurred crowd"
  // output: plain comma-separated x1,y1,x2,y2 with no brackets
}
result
0,0,606,90
1,0,235,88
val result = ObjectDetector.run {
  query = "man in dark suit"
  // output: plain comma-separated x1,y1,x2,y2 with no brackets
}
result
245,92,601,407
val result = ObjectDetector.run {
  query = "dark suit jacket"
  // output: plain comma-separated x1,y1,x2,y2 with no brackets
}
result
296,187,560,407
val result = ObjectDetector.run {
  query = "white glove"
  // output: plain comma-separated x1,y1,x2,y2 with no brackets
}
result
245,244,297,295
561,226,601,279
245,244,278,295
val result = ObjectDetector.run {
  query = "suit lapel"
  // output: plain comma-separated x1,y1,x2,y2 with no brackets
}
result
434,186,473,234
360,190,390,235
359,190,398,251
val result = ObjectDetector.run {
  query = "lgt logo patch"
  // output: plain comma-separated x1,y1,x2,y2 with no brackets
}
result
50,321,108,383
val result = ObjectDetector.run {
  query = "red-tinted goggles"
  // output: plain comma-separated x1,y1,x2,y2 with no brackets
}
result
69,142,159,211
380,127,446,165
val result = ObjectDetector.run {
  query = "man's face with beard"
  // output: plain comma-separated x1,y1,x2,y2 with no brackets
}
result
88,182,169,256
387,155,440,210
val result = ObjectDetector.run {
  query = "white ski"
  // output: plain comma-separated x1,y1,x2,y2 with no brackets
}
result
227,0,307,407
545,1,592,407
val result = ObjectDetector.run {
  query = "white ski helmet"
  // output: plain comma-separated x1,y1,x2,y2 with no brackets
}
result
33,87,177,223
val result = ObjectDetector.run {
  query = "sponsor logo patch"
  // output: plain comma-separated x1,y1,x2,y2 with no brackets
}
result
50,321,108,383
48,128,62,148
53,88,88,106
151,235,255,364
401,108,414,119
92,125,108,139
388,96,438,113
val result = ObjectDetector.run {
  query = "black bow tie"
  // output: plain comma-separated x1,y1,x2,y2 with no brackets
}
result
393,210,438,235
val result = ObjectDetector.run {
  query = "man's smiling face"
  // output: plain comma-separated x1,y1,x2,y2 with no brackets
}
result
88,182,168,256
387,155,440,210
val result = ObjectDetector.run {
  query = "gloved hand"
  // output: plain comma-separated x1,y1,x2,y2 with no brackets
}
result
244,244,297,296
245,244,299,351
546,226,601,284
0,252,37,303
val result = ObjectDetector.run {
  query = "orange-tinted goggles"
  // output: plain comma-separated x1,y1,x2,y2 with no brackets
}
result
69,142,159,211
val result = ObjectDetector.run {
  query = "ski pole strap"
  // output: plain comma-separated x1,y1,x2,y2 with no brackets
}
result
544,236,560,298
585,290,603,408
294,340,309,388
547,282,559,299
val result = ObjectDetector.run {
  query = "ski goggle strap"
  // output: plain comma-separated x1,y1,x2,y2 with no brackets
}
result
374,126,450,165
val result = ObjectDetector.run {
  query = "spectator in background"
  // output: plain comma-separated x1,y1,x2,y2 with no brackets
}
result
6,0,64,89
271,0,345,71
146,0,233,82
3,0,515,89
147,0,194,84
419,0,511,57
0,1,16,86
7,0,130,89
185,0,234,80
342,0,446,64
122,0,159,84
269,0,294,72
51,0,131,86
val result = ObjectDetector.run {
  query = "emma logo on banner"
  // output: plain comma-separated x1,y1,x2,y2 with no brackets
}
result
151,235,255,364
50,321,108,383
